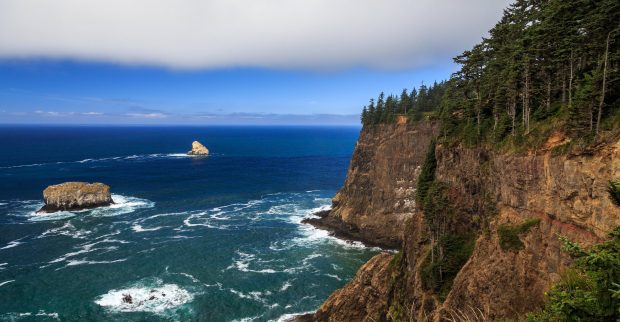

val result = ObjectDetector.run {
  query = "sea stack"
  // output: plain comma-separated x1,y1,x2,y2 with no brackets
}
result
37,182,113,213
187,141,209,156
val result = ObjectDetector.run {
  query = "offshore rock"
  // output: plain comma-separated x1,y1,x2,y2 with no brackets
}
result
37,182,113,213
188,141,209,155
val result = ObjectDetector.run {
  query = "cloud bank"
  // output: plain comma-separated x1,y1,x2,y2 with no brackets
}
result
0,0,510,70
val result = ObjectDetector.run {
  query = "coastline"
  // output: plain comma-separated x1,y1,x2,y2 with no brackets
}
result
302,210,399,250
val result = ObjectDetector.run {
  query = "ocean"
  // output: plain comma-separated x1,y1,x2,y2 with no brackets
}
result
0,126,380,321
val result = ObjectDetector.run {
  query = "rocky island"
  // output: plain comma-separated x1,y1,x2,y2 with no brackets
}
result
187,140,209,156
37,182,113,213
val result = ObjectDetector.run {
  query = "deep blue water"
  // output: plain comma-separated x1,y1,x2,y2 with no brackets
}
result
0,126,379,322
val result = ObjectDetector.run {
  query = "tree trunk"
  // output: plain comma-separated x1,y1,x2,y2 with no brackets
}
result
569,50,574,110
546,75,552,112
562,67,566,104
523,60,531,134
596,32,611,136
476,84,482,136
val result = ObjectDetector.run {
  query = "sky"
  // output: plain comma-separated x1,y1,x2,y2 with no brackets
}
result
0,0,512,125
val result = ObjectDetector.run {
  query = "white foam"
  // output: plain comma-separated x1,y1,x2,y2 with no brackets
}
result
325,274,342,281
231,315,263,322
131,224,165,233
1,153,189,170
0,280,15,287
228,289,269,303
65,258,127,267
0,240,23,250
183,212,229,229
28,210,77,222
95,281,193,313
295,217,379,250
0,310,60,321
47,244,119,265
279,281,292,291
34,311,60,319
29,194,154,222
275,311,315,322
227,251,279,274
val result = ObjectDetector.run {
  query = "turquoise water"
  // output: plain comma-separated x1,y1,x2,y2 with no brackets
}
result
0,126,379,321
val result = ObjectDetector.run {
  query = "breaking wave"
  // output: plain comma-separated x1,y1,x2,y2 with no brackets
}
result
95,279,193,314
26,194,154,222
0,153,192,170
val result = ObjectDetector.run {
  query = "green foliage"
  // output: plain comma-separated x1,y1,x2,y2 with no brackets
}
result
389,251,403,270
421,232,477,301
497,219,541,251
358,0,620,147
360,82,448,126
608,180,620,207
527,227,620,321
415,140,437,208
527,180,620,321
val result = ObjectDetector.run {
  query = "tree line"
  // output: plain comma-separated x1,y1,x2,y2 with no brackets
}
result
360,81,446,126
361,0,619,145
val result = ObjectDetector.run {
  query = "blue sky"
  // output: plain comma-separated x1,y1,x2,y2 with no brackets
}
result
0,0,511,125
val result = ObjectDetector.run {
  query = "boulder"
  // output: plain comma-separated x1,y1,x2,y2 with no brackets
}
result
187,141,209,156
37,182,113,213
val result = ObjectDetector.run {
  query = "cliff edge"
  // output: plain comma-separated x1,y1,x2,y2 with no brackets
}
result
305,122,439,248
302,123,620,321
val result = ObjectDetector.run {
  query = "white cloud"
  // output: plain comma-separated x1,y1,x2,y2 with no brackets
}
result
0,0,511,70
34,110,75,116
125,113,168,118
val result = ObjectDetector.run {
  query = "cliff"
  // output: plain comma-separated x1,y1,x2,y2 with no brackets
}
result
305,122,439,248
302,123,620,321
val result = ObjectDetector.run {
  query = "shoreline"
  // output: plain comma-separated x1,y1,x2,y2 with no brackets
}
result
301,210,398,251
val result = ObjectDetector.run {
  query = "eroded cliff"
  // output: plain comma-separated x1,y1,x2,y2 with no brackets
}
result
305,122,439,248
303,123,620,321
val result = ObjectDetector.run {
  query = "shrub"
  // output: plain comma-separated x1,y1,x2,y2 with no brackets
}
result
416,140,437,208
497,219,541,251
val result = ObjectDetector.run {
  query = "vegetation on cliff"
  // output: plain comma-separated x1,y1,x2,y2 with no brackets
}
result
415,142,478,301
497,219,541,251
360,0,619,149
528,227,620,321
527,182,620,321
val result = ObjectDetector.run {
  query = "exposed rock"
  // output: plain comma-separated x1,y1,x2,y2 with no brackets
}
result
297,253,394,322
187,140,209,156
37,182,113,213
305,122,439,248
304,122,620,321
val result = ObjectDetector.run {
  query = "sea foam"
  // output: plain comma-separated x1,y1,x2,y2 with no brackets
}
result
95,279,193,314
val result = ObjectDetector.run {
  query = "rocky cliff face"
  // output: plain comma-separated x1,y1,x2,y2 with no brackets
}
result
38,182,113,213
303,124,620,321
306,122,439,248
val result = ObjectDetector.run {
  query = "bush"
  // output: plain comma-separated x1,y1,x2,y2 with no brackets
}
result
497,219,541,251
527,227,620,321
